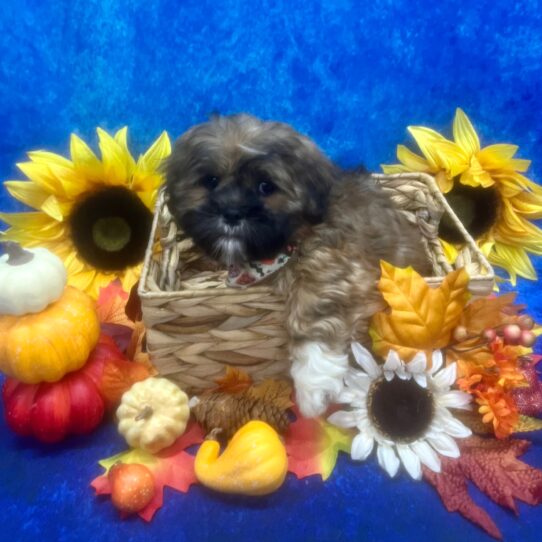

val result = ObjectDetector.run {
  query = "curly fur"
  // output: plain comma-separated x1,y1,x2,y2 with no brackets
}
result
165,114,432,417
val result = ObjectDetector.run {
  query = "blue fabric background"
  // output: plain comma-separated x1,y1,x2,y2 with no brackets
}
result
1,1,542,541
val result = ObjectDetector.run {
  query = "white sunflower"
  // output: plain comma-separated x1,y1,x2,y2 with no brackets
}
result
328,343,472,480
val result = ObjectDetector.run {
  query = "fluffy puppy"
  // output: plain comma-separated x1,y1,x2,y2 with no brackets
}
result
165,114,431,417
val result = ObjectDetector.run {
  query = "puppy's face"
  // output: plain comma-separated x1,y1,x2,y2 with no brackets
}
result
165,115,337,265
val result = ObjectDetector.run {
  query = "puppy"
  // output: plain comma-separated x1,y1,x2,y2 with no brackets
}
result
165,114,431,417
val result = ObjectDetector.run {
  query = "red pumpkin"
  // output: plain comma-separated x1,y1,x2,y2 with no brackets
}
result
2,334,121,443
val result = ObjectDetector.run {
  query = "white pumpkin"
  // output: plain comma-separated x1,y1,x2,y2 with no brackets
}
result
117,377,190,454
0,243,67,316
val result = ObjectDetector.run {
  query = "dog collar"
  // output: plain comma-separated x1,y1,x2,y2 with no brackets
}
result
226,245,295,288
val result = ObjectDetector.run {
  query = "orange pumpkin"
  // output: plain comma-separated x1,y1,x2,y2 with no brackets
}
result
0,286,100,383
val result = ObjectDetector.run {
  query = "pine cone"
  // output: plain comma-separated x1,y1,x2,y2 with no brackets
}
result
191,380,293,439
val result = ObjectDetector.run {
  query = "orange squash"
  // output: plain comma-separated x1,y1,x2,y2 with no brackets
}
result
0,286,100,383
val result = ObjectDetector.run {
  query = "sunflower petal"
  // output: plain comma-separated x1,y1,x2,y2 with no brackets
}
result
452,108,480,155
489,243,537,282
70,134,103,181
408,126,451,170
0,211,55,229
396,444,422,480
27,150,73,168
351,432,374,461
97,128,131,186
410,440,441,473
4,180,49,210
137,131,171,172
396,145,431,172
16,161,64,195
440,238,459,263
114,127,137,172
377,443,400,477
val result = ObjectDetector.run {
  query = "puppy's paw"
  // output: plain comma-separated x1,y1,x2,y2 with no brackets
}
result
290,342,349,418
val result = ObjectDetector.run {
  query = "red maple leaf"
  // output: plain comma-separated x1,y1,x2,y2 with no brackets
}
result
423,435,542,539
513,355,542,417
284,407,352,481
91,423,204,521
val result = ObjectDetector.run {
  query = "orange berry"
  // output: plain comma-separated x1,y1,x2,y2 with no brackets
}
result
109,463,155,514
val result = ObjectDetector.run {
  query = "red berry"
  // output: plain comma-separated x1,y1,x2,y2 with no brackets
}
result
518,315,535,330
453,325,468,342
482,328,497,342
503,324,522,345
520,330,537,348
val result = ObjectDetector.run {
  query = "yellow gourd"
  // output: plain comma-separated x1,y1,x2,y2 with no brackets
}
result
116,378,190,454
0,286,100,383
194,420,288,496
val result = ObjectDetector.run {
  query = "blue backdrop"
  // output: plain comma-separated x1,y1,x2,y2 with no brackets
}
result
1,1,542,541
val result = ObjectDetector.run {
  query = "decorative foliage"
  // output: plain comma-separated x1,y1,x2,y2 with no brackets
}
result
0,285,100,383
285,409,353,481
423,435,542,540
382,108,542,284
369,261,470,362
513,355,542,417
194,421,288,496
0,128,171,298
91,422,204,521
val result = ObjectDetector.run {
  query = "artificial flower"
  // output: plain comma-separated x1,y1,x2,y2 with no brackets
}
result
382,108,542,284
0,128,171,297
475,388,519,439
328,343,472,480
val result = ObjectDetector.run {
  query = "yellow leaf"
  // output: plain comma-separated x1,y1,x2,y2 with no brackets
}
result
513,415,542,433
99,448,158,474
369,262,470,361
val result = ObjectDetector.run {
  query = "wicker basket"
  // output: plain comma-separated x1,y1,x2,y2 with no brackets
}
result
138,172,494,393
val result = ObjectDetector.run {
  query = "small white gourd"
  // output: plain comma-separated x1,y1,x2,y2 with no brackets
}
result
0,242,67,315
117,377,190,454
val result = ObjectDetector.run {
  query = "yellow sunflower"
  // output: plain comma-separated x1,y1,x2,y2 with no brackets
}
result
0,128,171,298
382,108,542,284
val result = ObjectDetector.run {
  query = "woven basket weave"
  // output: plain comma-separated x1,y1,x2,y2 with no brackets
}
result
139,172,494,393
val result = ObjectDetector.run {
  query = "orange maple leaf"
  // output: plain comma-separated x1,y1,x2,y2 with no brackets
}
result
96,280,134,329
211,366,253,394
369,261,470,362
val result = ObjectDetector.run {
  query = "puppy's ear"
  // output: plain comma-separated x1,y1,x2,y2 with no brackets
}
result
298,158,336,225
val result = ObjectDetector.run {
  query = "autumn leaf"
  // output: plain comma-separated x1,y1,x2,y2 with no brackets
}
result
212,366,253,394
97,280,134,329
459,293,519,335
125,280,142,322
285,409,353,481
513,415,542,433
370,262,470,361
91,423,204,521
99,357,152,410
423,435,542,540
512,355,542,417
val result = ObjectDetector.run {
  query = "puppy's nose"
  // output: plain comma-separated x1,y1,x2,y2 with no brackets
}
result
222,208,243,225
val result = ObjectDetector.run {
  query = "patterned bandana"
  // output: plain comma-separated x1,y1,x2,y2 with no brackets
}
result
226,245,296,288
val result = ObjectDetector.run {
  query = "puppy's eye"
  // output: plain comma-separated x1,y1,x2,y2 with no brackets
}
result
258,180,277,197
200,175,220,190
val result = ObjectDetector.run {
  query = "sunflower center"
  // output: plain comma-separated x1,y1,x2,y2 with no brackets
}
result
69,186,153,272
92,217,132,252
438,181,500,244
368,377,434,443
